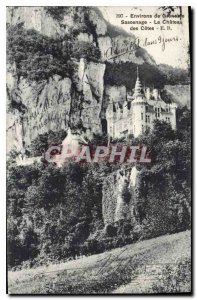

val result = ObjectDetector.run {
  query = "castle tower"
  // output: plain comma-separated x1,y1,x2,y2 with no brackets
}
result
153,88,159,100
133,66,144,98
146,87,151,100
132,67,148,137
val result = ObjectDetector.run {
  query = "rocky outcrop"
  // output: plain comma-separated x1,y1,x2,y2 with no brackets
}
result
7,58,106,149
6,6,157,152
88,8,107,36
7,110,23,153
6,6,155,65
7,7,61,37
102,166,141,225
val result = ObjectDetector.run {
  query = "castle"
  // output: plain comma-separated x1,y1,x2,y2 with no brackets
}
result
105,69,177,138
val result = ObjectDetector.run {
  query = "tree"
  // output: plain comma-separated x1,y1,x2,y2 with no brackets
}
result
72,41,100,61
7,24,70,82
29,130,67,156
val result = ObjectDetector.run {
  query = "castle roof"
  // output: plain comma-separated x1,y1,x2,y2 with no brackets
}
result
132,67,148,105
133,67,144,98
146,105,155,113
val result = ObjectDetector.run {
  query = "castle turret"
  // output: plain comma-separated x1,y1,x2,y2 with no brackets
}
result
132,67,147,137
105,66,177,140
146,87,151,100
133,67,144,98
153,88,159,100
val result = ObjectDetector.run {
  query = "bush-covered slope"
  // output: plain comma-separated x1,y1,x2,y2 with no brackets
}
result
7,114,191,269
8,230,191,294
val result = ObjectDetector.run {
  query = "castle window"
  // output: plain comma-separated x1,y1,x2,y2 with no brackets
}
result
142,125,144,133
141,113,143,120
148,115,150,123
146,115,148,123
155,107,160,118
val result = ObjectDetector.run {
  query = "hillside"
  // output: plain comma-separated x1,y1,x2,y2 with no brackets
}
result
6,6,190,153
164,85,191,109
6,7,191,287
8,230,191,294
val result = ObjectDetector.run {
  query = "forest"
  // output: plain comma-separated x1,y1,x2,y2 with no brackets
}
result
7,108,191,269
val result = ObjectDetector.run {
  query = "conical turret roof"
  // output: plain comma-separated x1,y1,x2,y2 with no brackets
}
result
132,67,147,105
133,67,144,98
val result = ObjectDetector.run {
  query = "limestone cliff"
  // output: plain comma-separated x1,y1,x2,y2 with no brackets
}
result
7,58,105,151
6,7,155,64
6,6,156,152
102,166,142,225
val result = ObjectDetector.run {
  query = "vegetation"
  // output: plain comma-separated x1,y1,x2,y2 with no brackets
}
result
8,231,191,294
6,23,100,82
28,130,67,157
71,41,100,61
7,107,191,269
6,10,191,295
104,61,190,91
7,23,69,81
158,64,190,85
7,162,107,268
44,7,71,22
151,258,191,293
104,62,167,90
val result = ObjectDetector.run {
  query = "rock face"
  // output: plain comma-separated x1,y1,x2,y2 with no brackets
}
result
7,7,61,37
6,6,156,152
102,166,141,225
6,7,85,38
7,58,106,149
6,6,155,64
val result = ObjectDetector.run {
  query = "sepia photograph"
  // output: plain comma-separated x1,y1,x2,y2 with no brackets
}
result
6,5,191,295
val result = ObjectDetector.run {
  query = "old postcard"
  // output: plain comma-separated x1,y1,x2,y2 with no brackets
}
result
7,6,191,294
